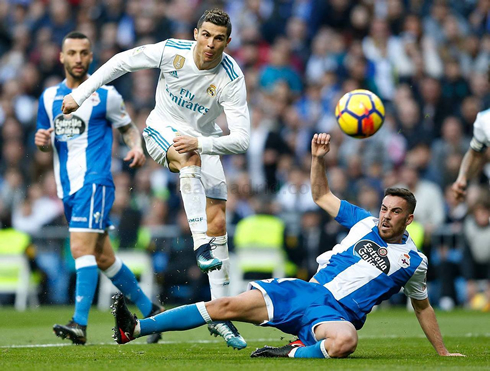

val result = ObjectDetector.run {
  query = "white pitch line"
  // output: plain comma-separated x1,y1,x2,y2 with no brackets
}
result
1,333,489,349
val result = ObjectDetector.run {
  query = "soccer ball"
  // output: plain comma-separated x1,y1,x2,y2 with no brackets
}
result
335,89,385,139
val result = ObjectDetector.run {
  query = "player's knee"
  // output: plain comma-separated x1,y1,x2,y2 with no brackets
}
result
328,332,357,358
96,254,115,270
70,242,92,259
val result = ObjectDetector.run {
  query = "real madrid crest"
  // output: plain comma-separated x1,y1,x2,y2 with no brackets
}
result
173,55,185,70
207,84,217,97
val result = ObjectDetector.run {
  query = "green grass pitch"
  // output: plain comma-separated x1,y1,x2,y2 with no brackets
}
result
0,306,488,370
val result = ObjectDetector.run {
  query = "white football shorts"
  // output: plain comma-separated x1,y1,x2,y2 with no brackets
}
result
143,125,227,200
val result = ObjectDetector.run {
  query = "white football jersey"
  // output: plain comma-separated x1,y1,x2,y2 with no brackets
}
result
70,39,250,156
470,108,490,153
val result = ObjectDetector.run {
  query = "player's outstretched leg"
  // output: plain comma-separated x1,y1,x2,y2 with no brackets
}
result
146,304,165,344
53,320,87,345
111,293,139,344
208,321,247,350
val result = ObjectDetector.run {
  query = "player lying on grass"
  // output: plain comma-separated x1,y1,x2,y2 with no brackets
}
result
110,133,464,358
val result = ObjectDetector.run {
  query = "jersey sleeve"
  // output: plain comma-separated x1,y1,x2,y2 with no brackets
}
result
403,255,428,300
71,42,167,107
36,92,51,130
106,87,132,128
470,111,489,153
334,200,372,229
198,76,250,155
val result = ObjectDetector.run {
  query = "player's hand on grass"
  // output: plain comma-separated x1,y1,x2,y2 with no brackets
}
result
311,133,331,158
124,147,146,168
35,128,54,151
173,135,198,154
440,351,466,357
62,94,80,114
451,178,467,202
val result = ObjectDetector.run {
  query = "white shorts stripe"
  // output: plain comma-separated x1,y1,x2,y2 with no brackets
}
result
89,184,96,229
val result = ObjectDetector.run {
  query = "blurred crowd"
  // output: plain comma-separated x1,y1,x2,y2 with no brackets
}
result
0,0,489,309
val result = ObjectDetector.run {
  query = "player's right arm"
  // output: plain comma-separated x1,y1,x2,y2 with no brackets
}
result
452,111,488,201
310,133,341,218
35,92,54,152
63,42,166,114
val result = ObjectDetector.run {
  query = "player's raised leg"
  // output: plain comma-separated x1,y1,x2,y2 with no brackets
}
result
205,197,247,349
165,144,222,273
111,290,267,347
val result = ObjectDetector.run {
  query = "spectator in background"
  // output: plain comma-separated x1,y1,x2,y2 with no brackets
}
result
398,164,445,245
259,37,302,95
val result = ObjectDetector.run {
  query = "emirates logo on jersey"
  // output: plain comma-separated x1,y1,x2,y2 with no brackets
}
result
54,114,86,141
354,240,390,274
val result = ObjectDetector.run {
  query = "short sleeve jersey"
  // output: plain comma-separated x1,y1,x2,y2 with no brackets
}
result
37,81,131,198
470,108,490,153
313,201,428,325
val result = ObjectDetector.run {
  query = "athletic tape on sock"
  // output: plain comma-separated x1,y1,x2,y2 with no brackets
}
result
75,255,97,270
196,302,213,323
102,257,123,278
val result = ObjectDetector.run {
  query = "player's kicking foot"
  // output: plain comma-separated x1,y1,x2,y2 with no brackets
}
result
111,293,138,344
208,321,247,350
53,320,87,345
250,339,305,358
146,303,165,344
195,238,222,273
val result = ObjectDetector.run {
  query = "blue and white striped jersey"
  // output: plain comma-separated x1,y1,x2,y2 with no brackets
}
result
314,200,428,325
37,80,131,199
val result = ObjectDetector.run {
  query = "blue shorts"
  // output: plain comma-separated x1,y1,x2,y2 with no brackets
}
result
249,278,359,345
63,183,114,233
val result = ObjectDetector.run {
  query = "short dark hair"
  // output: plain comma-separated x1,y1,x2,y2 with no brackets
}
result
62,31,91,49
384,187,417,214
197,8,232,38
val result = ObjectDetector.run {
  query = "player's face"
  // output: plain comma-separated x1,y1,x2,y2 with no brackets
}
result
194,22,230,69
60,38,93,80
378,196,413,243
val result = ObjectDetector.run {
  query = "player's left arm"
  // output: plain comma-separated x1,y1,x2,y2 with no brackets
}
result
118,123,146,168
107,87,145,168
411,298,465,357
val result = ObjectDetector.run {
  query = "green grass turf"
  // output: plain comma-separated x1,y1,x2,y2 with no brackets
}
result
0,306,488,370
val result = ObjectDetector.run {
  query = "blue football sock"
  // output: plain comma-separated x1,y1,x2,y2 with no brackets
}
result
139,303,206,336
110,263,153,317
293,340,329,358
72,257,98,326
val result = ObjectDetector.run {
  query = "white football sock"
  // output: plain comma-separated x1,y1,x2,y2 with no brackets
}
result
179,166,208,250
207,234,230,299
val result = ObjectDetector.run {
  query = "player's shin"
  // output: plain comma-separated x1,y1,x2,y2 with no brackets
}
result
207,235,230,299
139,302,211,336
73,255,98,326
291,340,330,358
179,166,208,248
103,257,153,317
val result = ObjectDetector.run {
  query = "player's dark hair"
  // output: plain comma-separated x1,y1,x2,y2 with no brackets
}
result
197,8,232,38
62,31,91,49
384,187,417,214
